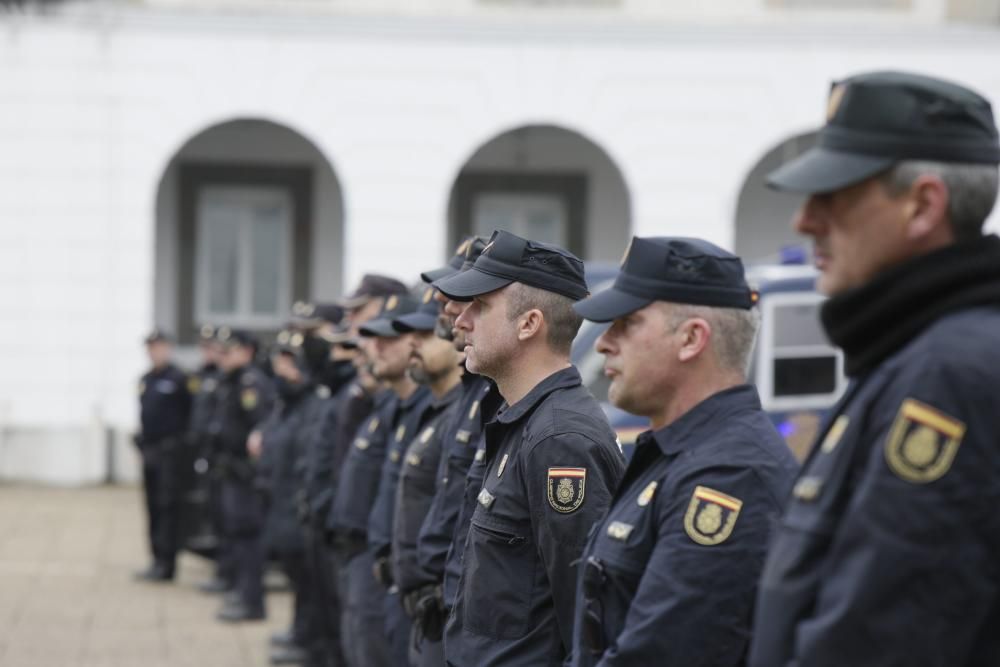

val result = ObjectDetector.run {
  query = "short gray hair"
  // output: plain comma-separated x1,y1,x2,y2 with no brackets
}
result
505,283,583,356
880,160,999,242
663,303,761,377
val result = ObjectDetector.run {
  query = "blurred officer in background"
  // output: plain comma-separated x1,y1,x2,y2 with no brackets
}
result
186,325,233,595
569,237,798,666
751,71,1000,666
360,293,434,666
213,328,276,623
328,288,412,667
390,287,466,666
435,230,626,667
409,237,500,659
258,331,332,665
135,329,191,582
295,277,410,667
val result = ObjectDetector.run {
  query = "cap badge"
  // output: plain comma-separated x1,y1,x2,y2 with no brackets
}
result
423,288,434,304
386,295,399,311
827,82,847,122
620,238,633,267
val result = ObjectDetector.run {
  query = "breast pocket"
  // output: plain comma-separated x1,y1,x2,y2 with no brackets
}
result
463,517,536,639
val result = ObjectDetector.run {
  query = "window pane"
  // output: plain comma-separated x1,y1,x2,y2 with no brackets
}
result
473,193,567,246
773,356,837,397
773,302,829,348
198,190,241,314
250,197,288,315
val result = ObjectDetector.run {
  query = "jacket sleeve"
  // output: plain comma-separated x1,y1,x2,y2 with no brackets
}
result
781,357,1000,666
525,429,625,653
598,465,782,667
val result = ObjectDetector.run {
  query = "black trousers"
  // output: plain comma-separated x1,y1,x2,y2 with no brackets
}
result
140,440,182,571
221,479,266,612
303,524,345,666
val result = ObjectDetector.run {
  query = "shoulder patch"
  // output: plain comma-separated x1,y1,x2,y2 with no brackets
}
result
884,398,966,484
547,467,586,514
684,486,742,546
240,388,259,411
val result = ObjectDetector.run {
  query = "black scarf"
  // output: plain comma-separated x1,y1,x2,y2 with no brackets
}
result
821,234,1000,377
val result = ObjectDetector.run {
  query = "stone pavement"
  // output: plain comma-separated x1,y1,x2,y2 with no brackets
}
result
0,484,292,667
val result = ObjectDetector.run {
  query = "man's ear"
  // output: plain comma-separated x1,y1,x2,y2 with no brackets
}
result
904,174,952,243
517,309,544,342
677,318,711,363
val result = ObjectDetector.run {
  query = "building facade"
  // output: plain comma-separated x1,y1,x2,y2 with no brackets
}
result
2,0,999,482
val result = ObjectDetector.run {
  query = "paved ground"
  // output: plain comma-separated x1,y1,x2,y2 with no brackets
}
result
0,484,292,667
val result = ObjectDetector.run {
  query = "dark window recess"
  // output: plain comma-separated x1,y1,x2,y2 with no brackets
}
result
450,171,588,259
177,163,313,345
773,356,837,397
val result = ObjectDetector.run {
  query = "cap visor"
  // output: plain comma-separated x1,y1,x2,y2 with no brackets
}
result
766,147,894,194
420,265,458,284
391,312,437,333
573,286,652,323
358,318,400,338
432,268,513,301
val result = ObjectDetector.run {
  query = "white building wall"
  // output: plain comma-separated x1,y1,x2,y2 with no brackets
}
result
2,10,999,482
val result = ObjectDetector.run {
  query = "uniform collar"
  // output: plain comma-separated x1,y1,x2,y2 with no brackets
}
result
399,384,431,411
374,388,397,410
646,384,762,456
432,381,464,410
494,366,582,425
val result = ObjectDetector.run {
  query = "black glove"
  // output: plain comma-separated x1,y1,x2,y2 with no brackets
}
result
407,584,446,642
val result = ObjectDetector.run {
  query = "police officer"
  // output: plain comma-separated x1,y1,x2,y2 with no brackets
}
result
435,230,626,667
567,237,799,665
213,328,276,622
390,287,467,666
328,292,416,667
294,283,411,667
411,238,501,657
258,331,331,665
359,293,434,666
135,329,192,582
187,325,232,594
749,71,1000,666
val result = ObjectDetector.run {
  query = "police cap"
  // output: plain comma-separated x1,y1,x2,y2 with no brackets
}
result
144,329,173,345
769,70,1000,194
338,274,410,310
357,291,421,338
392,286,441,333
216,327,257,349
573,237,756,323
432,230,588,302
420,236,488,284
